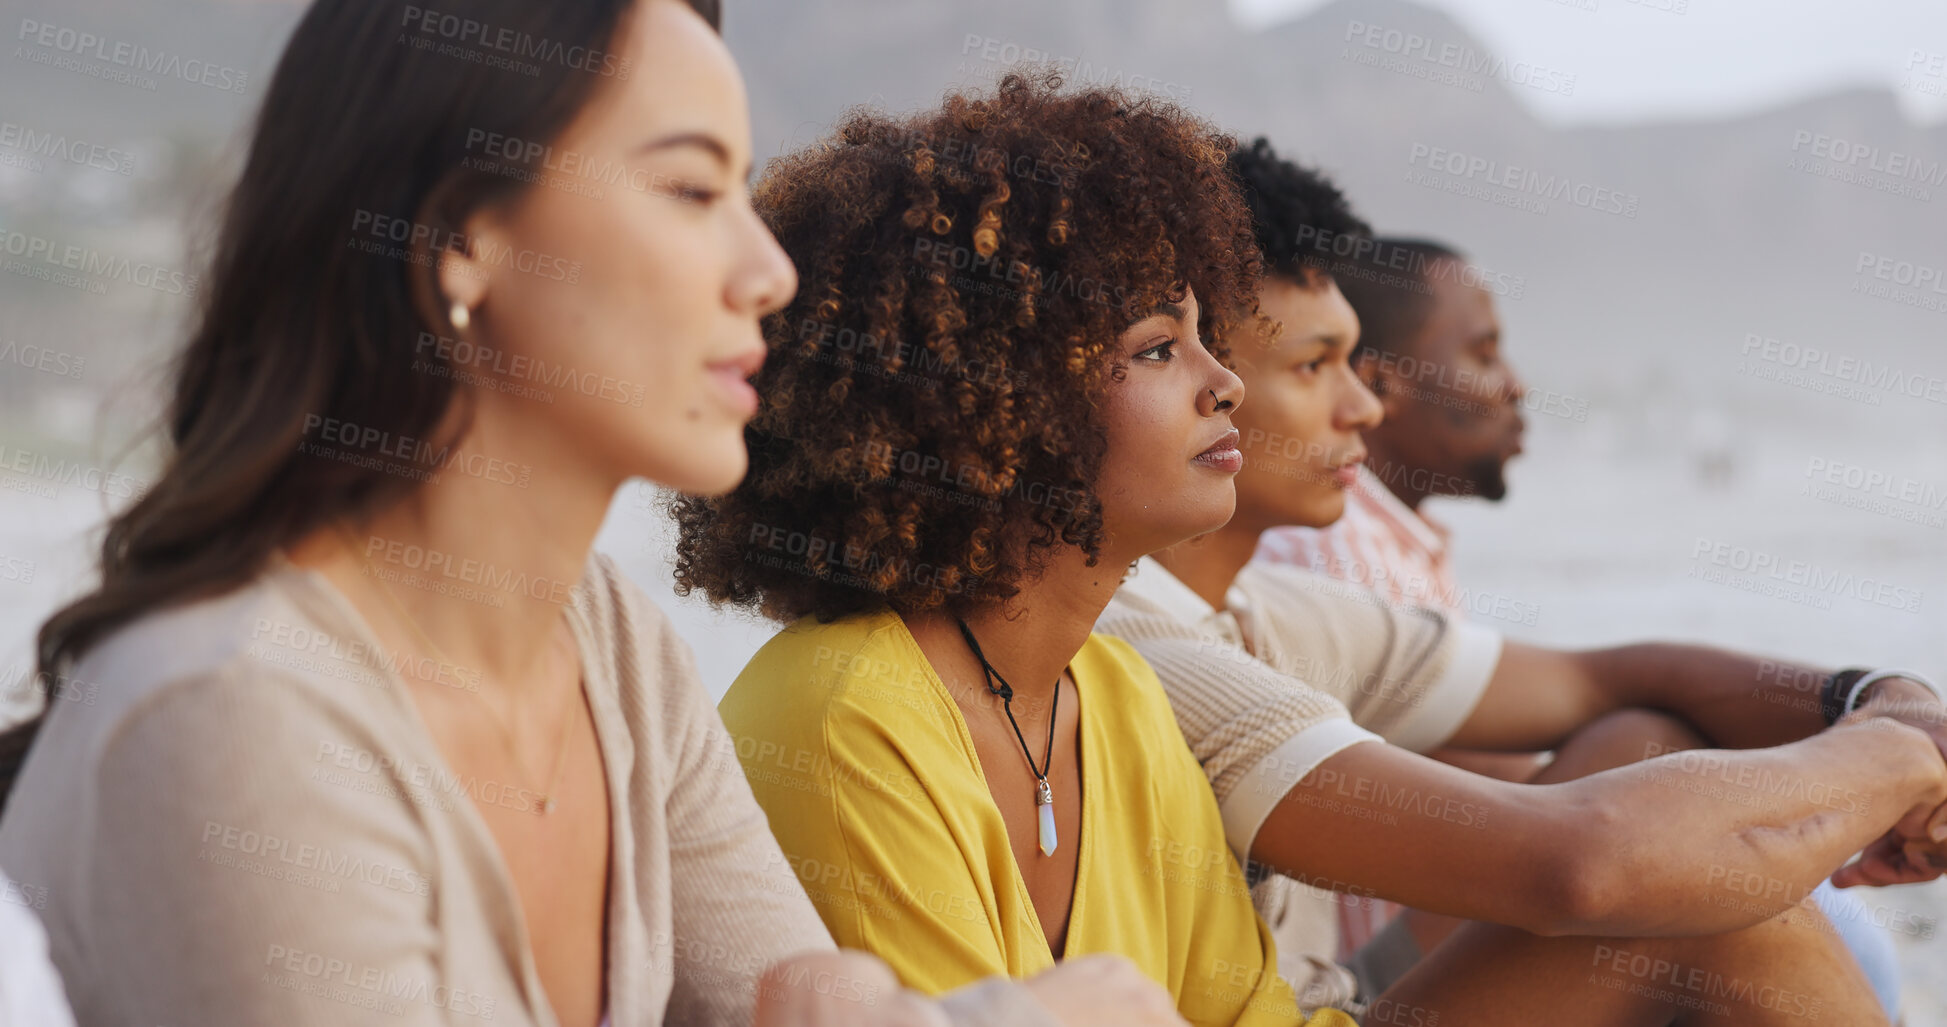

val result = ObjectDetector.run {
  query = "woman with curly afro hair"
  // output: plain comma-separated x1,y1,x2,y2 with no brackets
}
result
679,72,1352,1025
673,70,1916,1027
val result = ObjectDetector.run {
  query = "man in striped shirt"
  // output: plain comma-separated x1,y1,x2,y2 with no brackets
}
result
1253,238,1522,617
1097,140,1926,1019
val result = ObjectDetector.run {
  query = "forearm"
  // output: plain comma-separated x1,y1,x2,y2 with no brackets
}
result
1573,642,1830,749
1450,642,1832,754
1247,721,1943,938
1552,716,1944,935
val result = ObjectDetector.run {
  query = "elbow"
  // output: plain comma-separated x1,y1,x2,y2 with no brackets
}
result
1522,794,1630,937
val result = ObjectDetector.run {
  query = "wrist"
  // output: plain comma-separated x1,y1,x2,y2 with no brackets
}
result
1859,677,1944,715
1888,719,1947,804
1830,668,1944,725
1834,716,1943,783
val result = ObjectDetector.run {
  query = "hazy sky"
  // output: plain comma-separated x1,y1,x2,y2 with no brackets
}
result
1230,0,1947,125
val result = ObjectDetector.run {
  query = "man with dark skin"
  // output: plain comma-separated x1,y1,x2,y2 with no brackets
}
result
1246,231,1909,1011
1347,239,1526,511
1246,232,1900,1013
1106,145,1942,1020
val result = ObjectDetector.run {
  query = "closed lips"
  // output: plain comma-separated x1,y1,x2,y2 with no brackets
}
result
1196,429,1239,458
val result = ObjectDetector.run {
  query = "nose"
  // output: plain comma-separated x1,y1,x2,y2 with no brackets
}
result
1338,366,1384,431
1201,361,1244,417
1503,362,1529,408
731,206,799,318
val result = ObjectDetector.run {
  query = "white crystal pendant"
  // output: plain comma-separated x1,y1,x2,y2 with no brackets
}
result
1035,778,1057,856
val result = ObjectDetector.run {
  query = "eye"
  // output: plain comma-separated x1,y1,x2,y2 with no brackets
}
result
654,177,721,206
675,183,721,205
1134,339,1178,363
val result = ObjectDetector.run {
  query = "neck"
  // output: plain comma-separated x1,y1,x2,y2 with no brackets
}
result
904,542,1135,706
295,395,620,702
1363,437,1429,511
1151,514,1265,612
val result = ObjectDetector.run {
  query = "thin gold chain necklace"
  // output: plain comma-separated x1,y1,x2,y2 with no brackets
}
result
340,526,578,815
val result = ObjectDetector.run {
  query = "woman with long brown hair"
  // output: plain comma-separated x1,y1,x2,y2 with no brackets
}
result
0,2,1180,1025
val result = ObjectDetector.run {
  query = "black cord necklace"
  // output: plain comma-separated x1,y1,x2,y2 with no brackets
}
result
955,617,1061,857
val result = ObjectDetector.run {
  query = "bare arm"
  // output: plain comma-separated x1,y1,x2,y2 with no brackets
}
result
1249,717,1947,938
1447,641,1833,752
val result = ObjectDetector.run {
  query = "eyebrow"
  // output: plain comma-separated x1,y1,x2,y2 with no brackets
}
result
1126,302,1191,328
1122,301,1197,340
633,132,741,174
1317,332,1354,350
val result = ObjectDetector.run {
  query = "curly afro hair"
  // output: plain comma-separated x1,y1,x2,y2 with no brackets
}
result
1227,137,1371,285
670,71,1261,624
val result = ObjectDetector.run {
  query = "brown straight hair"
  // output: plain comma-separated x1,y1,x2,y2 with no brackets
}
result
0,0,721,809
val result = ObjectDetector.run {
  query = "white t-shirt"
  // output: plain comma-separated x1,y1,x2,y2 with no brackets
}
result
0,868,76,1027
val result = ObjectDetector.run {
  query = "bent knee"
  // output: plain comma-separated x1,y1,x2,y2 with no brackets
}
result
1549,709,1708,779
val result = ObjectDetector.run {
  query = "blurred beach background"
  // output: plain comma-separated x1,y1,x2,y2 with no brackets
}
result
2,0,1944,1016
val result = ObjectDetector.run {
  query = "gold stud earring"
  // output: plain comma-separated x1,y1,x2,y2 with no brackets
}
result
449,300,471,332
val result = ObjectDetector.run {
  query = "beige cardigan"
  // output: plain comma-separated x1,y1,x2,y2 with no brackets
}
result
0,551,1053,1026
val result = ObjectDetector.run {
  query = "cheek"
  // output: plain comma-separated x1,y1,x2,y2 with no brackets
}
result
1094,409,1153,502
472,197,748,491
1249,390,1331,470
510,196,725,394
1093,386,1185,516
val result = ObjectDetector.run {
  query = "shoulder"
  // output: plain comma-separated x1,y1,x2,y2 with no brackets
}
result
2,575,437,888
570,550,738,741
571,549,681,677
1071,631,1186,745
42,569,406,769
723,610,950,739
1074,631,1163,696
1238,560,1443,631
720,611,969,811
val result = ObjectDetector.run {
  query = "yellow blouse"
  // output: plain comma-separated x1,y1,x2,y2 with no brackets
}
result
720,609,1358,1027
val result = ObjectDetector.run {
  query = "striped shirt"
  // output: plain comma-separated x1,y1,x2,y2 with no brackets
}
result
1255,464,1460,613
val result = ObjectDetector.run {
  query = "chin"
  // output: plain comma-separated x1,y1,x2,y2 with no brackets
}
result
1147,493,1237,550
653,442,749,497
1295,489,1345,528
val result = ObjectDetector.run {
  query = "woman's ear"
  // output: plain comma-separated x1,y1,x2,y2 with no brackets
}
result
409,187,513,334
433,208,507,322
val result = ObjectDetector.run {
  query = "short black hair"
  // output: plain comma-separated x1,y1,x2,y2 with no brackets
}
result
1226,137,1370,285
1335,237,1464,365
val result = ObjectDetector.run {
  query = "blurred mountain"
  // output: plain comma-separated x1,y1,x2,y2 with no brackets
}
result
3,0,1943,433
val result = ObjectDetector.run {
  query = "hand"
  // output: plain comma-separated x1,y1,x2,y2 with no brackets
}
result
755,951,949,1027
1831,826,1947,889
1852,679,1947,843
1021,954,1188,1027
1831,737,1947,890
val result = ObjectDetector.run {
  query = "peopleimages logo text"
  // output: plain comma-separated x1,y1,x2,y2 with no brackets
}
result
15,19,249,93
